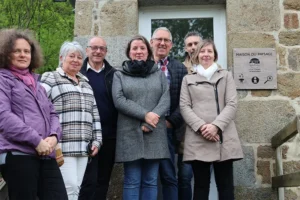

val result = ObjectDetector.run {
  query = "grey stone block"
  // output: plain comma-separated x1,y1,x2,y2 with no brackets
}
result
237,90,248,99
288,48,300,71
100,1,138,37
235,187,277,200
234,146,256,187
104,36,132,67
279,31,300,46
278,73,300,99
74,0,94,36
74,36,90,56
236,100,295,143
284,0,300,10
227,0,280,32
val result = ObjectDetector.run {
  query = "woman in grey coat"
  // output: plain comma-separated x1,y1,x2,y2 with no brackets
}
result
112,35,170,200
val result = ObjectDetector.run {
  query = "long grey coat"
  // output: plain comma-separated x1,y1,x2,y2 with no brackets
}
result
180,69,243,162
112,62,170,162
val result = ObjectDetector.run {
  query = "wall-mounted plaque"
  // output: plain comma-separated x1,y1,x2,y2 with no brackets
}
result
233,48,277,89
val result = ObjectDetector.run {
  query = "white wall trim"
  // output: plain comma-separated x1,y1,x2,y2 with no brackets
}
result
139,5,227,68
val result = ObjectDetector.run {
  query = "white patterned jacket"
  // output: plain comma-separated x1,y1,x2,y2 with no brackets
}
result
41,67,102,156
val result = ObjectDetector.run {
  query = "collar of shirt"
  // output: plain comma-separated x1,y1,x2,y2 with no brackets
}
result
87,62,105,73
157,57,169,69
56,67,89,82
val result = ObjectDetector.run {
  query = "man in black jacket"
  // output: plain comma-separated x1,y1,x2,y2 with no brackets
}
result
150,27,188,200
79,37,118,200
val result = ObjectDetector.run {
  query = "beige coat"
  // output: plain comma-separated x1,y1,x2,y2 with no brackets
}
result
180,68,243,162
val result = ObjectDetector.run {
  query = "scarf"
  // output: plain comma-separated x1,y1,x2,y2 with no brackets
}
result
123,60,154,77
10,65,36,94
195,62,218,81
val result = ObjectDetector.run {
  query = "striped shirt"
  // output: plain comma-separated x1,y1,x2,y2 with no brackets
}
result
41,67,102,156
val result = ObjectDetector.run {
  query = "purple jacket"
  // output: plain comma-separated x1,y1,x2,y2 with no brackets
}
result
0,69,62,158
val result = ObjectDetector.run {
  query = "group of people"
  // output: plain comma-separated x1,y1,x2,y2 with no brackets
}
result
0,27,243,200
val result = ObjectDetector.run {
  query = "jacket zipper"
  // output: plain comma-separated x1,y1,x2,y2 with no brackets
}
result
213,80,223,144
104,67,113,101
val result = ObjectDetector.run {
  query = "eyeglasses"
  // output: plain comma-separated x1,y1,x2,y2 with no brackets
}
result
87,46,107,52
152,38,172,44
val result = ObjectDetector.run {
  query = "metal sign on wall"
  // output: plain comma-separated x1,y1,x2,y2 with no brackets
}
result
233,48,277,89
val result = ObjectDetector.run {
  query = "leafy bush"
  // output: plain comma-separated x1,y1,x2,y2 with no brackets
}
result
0,0,74,74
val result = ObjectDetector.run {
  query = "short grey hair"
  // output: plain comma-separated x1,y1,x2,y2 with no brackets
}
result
151,27,173,41
58,41,84,67
184,31,202,44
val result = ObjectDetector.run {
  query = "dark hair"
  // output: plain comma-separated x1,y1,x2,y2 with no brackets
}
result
192,39,218,65
126,35,153,60
184,31,202,43
0,29,43,72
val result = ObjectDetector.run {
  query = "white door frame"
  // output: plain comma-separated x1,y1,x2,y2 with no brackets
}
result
139,5,227,68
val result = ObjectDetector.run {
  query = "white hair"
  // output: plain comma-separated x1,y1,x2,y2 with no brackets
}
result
58,41,84,67
151,27,173,41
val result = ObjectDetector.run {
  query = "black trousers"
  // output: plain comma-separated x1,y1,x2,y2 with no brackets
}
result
0,152,67,200
191,160,234,200
79,139,116,200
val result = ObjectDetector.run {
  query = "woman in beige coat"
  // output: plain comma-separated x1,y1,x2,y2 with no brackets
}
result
180,39,243,200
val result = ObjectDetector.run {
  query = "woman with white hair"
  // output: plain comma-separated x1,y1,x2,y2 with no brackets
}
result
40,41,102,200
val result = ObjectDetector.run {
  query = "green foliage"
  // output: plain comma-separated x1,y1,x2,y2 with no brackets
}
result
0,0,74,74
152,18,213,62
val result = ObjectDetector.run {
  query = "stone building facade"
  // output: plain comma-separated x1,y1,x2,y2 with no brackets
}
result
74,0,300,199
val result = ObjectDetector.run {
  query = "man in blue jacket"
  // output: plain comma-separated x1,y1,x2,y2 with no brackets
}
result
79,37,118,200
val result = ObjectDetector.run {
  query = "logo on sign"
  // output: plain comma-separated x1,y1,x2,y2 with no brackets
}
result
249,58,260,67
249,58,261,72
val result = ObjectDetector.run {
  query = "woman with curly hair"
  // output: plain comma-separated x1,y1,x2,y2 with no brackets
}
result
0,29,67,200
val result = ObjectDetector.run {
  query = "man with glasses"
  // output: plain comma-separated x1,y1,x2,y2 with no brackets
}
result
183,31,202,72
79,37,118,200
150,27,187,200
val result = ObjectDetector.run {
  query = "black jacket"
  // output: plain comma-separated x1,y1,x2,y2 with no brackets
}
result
80,58,118,139
166,57,188,129
80,58,116,102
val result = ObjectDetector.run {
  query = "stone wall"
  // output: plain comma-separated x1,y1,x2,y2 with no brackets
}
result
74,0,138,67
73,0,300,199
227,0,300,199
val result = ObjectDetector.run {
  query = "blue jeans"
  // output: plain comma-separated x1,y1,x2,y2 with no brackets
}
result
177,154,193,200
123,159,160,200
159,128,178,200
